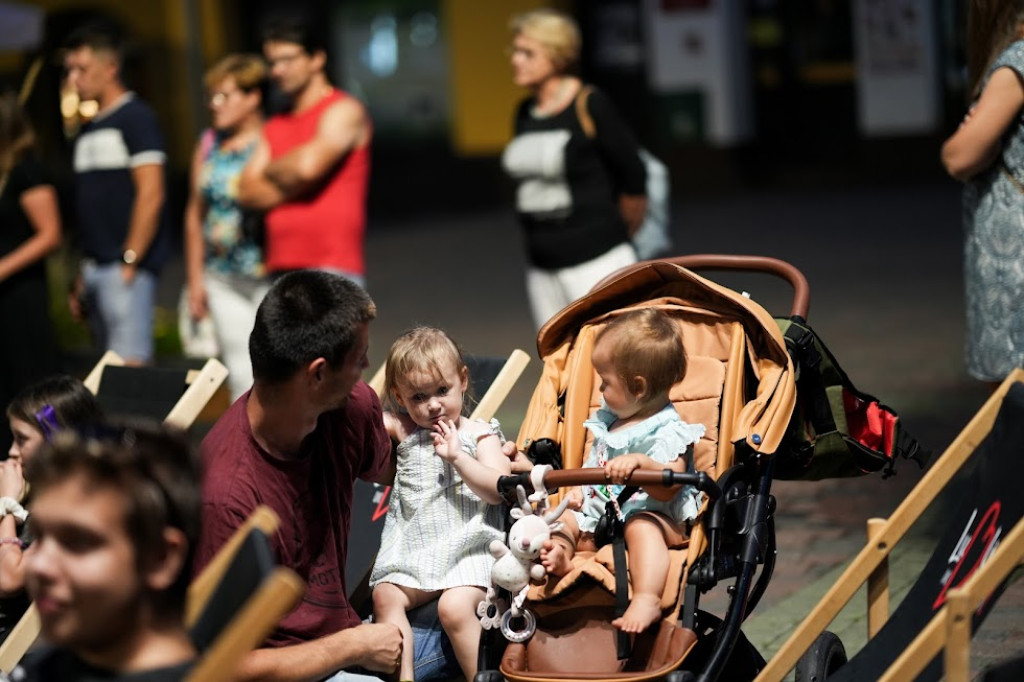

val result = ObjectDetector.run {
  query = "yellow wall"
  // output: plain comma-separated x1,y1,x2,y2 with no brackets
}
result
442,0,569,156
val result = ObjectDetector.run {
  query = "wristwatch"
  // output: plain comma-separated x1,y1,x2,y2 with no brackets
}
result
122,249,138,265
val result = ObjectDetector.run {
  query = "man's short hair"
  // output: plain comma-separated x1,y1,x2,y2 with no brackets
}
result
63,19,126,66
250,271,376,385
25,420,201,619
262,16,328,56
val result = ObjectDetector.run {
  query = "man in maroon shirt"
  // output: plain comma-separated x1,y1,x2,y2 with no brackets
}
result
194,271,402,681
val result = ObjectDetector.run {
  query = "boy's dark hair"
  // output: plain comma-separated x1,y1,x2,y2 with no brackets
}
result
250,271,376,385
63,19,126,67
25,420,201,620
6,375,103,438
263,16,328,56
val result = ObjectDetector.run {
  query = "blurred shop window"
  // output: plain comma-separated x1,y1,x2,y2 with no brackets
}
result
334,3,449,143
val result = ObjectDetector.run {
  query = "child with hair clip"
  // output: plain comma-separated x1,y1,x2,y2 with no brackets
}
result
541,308,705,634
0,375,102,643
370,327,511,682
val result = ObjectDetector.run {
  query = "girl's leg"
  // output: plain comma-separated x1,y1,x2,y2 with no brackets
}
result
612,515,670,633
437,586,487,680
372,583,439,680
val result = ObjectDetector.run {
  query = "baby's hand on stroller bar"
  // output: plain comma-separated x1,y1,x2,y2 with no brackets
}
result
605,454,644,483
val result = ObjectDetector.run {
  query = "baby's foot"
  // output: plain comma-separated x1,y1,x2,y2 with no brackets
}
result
540,539,574,577
611,593,662,633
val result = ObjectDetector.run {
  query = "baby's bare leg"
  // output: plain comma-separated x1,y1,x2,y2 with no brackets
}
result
437,585,487,680
372,582,439,680
612,516,669,633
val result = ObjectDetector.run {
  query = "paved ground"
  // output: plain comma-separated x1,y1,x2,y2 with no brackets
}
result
356,177,1021,679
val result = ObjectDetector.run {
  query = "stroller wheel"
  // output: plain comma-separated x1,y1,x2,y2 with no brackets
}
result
794,631,847,682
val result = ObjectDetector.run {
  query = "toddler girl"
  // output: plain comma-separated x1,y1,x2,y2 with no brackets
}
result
1,375,102,641
541,308,705,634
370,327,511,681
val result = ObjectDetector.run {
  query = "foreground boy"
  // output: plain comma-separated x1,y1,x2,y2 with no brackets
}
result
17,423,200,681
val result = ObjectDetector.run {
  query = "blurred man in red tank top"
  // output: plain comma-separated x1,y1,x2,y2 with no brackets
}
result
239,18,372,287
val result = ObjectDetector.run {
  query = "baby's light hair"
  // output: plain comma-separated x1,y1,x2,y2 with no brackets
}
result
383,327,472,414
596,308,686,404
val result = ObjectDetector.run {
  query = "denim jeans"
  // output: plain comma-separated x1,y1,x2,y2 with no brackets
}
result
321,601,459,682
81,259,157,363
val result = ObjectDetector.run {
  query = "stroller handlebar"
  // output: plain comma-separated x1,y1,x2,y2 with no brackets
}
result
496,468,722,506
665,254,810,319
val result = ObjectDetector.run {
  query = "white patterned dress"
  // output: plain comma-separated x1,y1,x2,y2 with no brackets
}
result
964,40,1024,381
370,419,505,590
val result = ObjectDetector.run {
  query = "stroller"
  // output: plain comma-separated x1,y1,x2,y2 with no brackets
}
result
476,255,923,682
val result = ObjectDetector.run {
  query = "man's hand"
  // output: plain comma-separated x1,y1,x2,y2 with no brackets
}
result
121,263,137,284
348,622,403,673
502,440,533,473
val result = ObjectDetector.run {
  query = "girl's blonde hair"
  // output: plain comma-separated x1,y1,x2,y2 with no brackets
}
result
596,308,686,404
383,327,472,414
509,8,581,72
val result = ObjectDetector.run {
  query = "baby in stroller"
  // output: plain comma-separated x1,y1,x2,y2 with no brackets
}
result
540,308,705,633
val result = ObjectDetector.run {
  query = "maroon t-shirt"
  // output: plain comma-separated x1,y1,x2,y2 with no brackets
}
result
194,381,390,646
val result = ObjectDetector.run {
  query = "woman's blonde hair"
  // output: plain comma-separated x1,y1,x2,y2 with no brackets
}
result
596,308,686,404
204,53,267,93
509,8,581,72
383,327,472,414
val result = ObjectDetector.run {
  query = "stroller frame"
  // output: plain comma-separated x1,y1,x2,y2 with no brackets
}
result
478,256,805,682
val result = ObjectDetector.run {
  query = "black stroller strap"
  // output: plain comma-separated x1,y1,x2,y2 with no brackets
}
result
613,532,631,659
609,486,638,660
784,323,838,436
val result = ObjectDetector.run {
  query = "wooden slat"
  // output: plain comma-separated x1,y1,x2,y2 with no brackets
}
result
866,517,890,637
470,349,530,422
756,368,1024,682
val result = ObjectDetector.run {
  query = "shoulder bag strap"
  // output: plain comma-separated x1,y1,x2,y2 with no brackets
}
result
575,85,596,139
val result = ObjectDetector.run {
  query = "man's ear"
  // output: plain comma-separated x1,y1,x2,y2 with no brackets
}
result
143,527,189,593
307,357,328,386
310,49,327,73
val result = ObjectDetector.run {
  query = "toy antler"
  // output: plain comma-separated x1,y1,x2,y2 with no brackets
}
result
515,485,533,515
543,494,570,525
